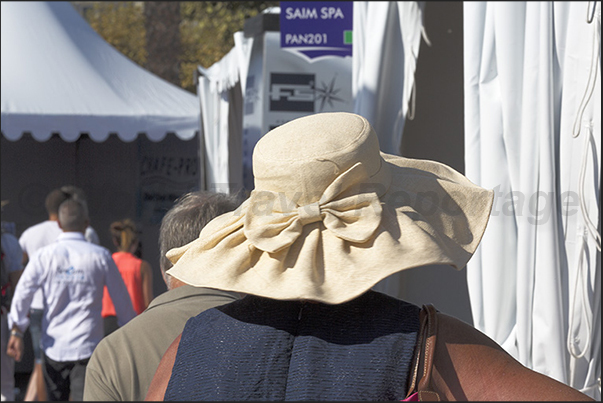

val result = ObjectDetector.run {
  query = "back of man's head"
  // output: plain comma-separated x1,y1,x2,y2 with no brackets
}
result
58,198,89,232
60,185,88,201
45,185,90,219
45,188,71,217
159,191,243,289
60,185,91,211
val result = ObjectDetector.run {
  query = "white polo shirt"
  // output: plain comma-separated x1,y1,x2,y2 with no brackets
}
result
9,232,136,362
18,220,99,310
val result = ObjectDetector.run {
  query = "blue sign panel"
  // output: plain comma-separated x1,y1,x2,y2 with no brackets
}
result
280,1,353,60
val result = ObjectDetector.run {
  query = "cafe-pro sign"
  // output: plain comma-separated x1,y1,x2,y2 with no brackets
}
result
280,1,353,61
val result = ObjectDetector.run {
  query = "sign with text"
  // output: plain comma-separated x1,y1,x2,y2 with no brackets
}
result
280,1,353,60
241,31,353,190
137,137,199,226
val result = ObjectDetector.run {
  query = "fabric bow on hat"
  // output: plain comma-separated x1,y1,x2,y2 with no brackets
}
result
243,162,388,254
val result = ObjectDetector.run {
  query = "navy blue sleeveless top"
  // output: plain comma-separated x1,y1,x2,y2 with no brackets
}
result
164,290,421,401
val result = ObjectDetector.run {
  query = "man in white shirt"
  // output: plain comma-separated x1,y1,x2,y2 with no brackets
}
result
18,186,99,401
7,198,136,401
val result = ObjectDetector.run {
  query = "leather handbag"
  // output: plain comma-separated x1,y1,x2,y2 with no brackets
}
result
403,304,441,401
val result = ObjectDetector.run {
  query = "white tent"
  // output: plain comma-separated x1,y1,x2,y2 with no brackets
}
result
464,1,601,399
1,1,200,143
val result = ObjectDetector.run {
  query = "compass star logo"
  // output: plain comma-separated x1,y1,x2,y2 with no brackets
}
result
315,75,345,112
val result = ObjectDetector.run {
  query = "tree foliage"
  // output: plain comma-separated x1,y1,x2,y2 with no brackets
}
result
74,1,278,93
80,2,148,67
145,2,182,87
180,2,278,91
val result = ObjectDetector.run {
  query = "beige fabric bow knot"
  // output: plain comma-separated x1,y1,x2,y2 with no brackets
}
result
243,162,388,254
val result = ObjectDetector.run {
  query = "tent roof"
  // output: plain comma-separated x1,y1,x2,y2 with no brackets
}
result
1,1,200,143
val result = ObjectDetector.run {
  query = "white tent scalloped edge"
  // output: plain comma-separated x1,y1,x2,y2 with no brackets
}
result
1,1,200,143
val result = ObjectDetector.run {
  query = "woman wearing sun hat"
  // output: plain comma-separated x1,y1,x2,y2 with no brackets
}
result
145,112,593,401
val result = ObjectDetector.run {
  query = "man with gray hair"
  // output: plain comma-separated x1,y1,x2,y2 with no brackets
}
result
83,191,243,401
7,199,136,401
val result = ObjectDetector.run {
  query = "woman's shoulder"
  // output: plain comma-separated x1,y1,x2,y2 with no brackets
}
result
433,312,594,401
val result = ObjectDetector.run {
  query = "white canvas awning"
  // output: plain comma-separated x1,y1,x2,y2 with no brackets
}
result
1,1,200,143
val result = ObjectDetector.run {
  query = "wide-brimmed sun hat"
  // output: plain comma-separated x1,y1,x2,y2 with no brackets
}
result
167,112,494,304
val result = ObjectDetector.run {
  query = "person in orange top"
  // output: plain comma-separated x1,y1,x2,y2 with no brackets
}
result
102,219,153,336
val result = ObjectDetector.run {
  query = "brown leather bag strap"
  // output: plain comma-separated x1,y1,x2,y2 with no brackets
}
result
417,304,440,401
407,304,441,401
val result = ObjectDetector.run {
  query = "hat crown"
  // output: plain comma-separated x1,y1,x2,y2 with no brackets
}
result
253,113,382,206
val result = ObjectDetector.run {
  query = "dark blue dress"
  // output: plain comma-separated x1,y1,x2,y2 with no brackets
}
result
164,290,421,401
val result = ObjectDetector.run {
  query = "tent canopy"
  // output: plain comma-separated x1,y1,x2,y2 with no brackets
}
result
1,1,200,143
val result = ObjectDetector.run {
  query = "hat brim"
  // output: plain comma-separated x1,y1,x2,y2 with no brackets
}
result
166,152,494,304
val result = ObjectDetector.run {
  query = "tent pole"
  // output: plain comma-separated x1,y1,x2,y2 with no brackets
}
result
194,67,206,191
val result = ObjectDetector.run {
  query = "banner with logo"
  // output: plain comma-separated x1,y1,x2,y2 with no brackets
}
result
241,31,353,190
280,1,353,60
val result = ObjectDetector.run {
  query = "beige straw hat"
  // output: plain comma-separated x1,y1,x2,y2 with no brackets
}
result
167,112,494,304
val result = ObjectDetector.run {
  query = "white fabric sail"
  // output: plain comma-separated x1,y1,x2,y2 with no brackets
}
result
352,1,426,155
197,32,252,194
464,2,601,398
